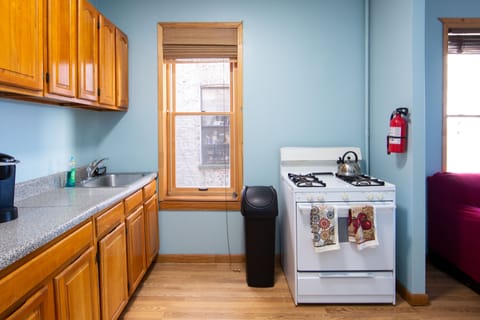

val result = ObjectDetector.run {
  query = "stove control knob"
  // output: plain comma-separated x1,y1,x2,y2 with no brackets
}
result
366,193,374,201
317,194,325,201
376,193,384,200
306,194,313,201
342,193,349,201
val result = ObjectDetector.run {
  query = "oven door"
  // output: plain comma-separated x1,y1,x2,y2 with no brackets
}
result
296,202,395,271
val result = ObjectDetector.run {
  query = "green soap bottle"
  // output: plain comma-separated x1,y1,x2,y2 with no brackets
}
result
66,156,76,187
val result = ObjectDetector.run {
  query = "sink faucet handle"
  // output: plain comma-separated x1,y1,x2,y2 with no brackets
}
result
95,166,107,176
87,157,109,178
91,157,109,167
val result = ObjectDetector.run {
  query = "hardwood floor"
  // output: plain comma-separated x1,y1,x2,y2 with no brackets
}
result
120,262,480,320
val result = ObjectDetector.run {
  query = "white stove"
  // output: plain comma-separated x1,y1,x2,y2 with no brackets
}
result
280,147,396,304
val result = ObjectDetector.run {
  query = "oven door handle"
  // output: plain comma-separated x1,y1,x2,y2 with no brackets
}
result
317,272,376,278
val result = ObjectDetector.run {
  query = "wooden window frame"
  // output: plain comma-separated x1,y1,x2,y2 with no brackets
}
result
157,22,243,211
441,18,480,172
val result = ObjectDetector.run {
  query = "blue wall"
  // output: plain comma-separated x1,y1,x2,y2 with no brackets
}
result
97,0,367,176
96,0,367,255
369,0,426,295
0,100,106,182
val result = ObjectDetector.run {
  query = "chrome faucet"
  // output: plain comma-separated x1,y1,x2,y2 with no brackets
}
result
87,158,108,178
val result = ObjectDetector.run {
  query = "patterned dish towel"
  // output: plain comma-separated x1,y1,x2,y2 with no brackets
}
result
348,205,379,250
310,205,340,253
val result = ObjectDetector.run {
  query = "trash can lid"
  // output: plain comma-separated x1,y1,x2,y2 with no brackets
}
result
244,186,276,209
0,153,19,165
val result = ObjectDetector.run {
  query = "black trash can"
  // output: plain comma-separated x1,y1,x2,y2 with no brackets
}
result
241,185,278,287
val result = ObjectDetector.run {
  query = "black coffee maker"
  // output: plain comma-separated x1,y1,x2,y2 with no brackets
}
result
0,153,19,223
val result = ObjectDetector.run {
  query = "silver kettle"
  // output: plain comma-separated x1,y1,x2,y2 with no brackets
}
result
336,151,361,177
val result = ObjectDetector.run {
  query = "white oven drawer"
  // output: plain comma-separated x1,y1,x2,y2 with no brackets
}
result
297,271,395,304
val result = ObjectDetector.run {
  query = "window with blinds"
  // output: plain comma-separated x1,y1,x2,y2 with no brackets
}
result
162,24,238,59
448,28,480,54
157,22,243,210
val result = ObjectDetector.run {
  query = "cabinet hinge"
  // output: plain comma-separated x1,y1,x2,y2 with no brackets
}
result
45,72,49,84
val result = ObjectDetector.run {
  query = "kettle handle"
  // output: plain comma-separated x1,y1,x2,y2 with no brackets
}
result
342,151,358,163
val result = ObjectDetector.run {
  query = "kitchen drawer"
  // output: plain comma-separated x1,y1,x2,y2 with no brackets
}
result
95,202,124,239
124,189,142,214
143,180,156,200
297,271,395,304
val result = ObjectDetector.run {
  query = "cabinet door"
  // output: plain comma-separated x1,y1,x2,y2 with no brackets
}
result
99,15,116,106
0,0,43,92
126,206,147,295
98,222,128,320
78,0,98,101
144,194,159,266
6,282,55,320
53,246,100,320
47,0,77,97
115,28,129,108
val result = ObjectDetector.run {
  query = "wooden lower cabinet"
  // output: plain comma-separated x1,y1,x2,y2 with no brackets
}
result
53,246,100,320
144,193,159,265
126,206,147,295
0,179,158,320
98,222,129,320
6,282,55,320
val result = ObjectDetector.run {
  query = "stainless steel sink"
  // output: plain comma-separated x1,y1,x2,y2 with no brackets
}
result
76,173,147,188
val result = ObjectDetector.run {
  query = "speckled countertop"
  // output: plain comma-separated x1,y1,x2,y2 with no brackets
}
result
0,172,157,272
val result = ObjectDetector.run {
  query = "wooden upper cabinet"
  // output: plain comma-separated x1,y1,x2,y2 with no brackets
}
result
46,0,77,97
78,0,98,102
0,0,44,93
0,0,128,111
99,15,116,106
116,28,129,108
0,0,129,110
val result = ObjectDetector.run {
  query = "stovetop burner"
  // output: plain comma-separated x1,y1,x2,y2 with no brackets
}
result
288,173,327,187
336,174,385,187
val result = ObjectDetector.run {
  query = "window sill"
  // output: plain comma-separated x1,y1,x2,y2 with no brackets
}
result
159,199,241,211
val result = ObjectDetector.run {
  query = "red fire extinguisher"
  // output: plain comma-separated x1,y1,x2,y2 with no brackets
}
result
387,107,409,154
